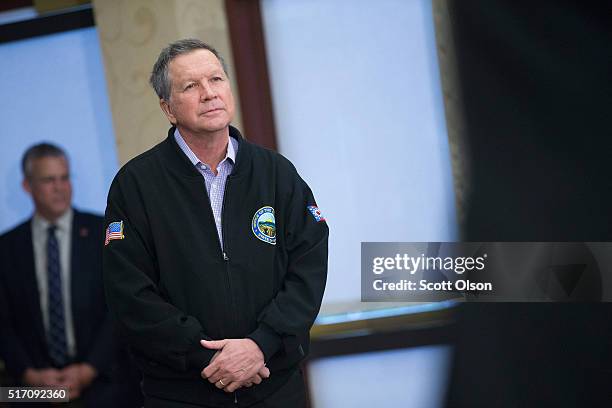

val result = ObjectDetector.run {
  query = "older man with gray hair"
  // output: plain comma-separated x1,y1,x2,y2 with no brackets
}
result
103,39,328,407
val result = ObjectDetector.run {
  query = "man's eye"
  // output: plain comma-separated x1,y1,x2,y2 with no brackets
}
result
212,77,223,82
185,83,197,90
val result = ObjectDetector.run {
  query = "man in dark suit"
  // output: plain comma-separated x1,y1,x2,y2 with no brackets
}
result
0,143,141,407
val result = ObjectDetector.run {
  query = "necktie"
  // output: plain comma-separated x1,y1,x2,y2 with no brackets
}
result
47,225,68,367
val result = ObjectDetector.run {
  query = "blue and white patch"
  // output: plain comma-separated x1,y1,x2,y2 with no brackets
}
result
252,206,276,245
307,205,325,222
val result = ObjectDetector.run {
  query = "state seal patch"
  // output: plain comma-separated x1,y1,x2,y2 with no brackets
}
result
252,206,276,245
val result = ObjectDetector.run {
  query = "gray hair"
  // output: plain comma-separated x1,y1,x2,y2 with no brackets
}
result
21,142,68,179
149,38,228,101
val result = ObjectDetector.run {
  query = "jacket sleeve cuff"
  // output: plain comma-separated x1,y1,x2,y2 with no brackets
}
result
15,366,29,385
83,355,111,378
247,324,282,362
187,348,217,371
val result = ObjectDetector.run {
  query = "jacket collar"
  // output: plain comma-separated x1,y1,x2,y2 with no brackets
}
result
160,125,251,179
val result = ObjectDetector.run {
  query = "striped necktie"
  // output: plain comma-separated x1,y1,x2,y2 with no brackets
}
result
47,225,68,367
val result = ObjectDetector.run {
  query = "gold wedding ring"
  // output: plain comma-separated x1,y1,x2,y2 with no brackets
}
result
219,379,225,386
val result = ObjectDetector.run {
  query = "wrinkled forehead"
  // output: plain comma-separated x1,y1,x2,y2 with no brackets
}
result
168,49,225,84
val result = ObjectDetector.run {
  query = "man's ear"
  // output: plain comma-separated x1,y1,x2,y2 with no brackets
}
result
22,178,32,195
160,99,177,125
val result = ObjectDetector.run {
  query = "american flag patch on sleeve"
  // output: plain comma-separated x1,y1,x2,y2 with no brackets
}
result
105,221,124,246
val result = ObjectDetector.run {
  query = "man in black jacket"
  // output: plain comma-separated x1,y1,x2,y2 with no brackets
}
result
103,39,328,407
0,143,141,407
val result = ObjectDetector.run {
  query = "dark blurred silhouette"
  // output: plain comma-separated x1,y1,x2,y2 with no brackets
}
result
445,1,612,406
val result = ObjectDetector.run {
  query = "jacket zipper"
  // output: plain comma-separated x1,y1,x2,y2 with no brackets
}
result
220,176,240,340
221,177,240,406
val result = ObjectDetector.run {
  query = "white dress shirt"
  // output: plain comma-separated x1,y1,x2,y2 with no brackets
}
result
31,208,76,358
174,129,238,248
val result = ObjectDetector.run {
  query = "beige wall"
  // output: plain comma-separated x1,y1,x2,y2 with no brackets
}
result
92,0,242,165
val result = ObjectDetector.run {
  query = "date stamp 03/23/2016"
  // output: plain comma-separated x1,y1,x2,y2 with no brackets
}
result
0,387,69,403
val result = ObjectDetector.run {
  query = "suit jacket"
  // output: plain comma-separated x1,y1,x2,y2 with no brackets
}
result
0,209,140,407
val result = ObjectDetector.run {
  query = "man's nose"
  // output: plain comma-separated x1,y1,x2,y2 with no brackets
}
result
52,178,68,190
200,82,216,100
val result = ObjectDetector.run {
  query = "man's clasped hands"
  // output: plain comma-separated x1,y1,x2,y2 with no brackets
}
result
200,338,269,393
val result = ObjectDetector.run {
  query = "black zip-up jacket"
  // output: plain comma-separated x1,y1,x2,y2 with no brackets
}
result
103,126,328,406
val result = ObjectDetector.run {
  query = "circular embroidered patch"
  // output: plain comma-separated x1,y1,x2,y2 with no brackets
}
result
252,206,276,245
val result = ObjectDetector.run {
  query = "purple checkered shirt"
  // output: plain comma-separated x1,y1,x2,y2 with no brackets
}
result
174,129,238,248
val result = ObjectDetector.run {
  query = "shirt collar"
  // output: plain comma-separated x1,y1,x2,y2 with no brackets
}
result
174,128,236,170
33,207,73,234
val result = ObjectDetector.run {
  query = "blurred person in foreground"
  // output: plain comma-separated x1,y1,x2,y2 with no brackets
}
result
0,143,142,407
103,38,328,407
